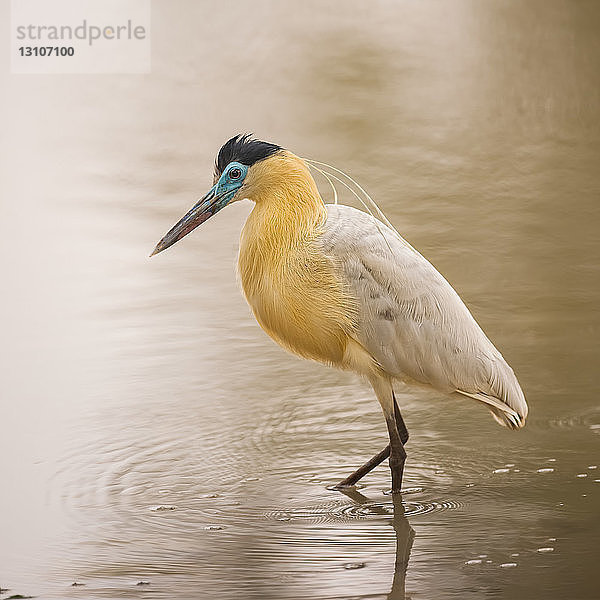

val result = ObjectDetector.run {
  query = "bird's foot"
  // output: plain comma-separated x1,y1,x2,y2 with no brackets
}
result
332,481,355,490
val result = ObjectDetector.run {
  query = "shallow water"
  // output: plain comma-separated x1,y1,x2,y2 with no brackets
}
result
1,1,599,598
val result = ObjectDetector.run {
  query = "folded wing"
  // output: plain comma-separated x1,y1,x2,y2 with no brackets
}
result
321,204,528,429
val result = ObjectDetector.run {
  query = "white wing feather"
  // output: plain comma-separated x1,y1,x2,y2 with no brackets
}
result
321,204,528,429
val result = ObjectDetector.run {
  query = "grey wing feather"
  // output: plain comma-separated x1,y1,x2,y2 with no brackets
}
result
321,204,528,429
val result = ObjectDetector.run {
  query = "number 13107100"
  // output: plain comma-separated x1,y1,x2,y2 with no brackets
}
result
19,46,75,57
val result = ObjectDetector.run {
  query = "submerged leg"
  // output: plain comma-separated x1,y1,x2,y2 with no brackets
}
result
335,382,409,490
336,488,415,599
390,493,415,599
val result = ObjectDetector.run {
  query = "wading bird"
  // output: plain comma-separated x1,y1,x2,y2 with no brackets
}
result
151,135,528,493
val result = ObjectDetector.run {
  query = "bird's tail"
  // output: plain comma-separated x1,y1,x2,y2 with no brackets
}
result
489,404,526,430
457,352,528,430
457,384,528,431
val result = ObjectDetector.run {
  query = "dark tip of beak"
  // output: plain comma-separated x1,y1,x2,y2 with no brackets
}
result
149,230,185,258
149,186,220,258
150,235,174,257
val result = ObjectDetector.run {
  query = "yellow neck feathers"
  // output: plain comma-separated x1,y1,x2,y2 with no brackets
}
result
237,152,355,366
240,151,327,252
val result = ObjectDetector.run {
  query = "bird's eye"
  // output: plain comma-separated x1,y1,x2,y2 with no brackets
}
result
229,167,242,180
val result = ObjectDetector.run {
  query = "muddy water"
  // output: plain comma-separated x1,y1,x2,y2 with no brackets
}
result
1,1,599,598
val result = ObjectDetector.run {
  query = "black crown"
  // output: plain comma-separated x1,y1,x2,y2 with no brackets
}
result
215,134,282,177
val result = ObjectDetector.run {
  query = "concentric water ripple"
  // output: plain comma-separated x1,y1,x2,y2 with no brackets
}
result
266,496,464,523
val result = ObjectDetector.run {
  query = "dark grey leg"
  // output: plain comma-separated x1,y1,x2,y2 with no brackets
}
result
334,445,391,488
393,391,409,445
385,410,407,493
335,388,409,489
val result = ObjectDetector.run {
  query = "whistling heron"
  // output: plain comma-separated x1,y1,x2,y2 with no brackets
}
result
151,135,528,493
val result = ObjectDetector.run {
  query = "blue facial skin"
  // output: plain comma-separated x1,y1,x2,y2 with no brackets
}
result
150,161,249,256
213,161,249,208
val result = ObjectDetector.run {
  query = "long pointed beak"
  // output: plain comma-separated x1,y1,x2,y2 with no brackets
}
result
150,186,219,257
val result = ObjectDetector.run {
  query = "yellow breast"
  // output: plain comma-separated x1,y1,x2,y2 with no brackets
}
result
237,152,355,367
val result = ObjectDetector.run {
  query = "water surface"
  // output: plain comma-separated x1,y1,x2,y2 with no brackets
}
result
1,1,599,599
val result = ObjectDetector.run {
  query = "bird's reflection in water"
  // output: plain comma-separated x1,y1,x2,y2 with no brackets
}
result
338,488,415,600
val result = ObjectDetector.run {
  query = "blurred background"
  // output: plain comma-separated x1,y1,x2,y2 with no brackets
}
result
1,1,599,599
